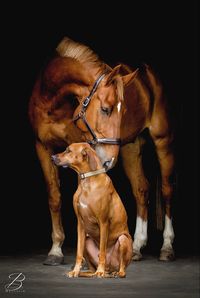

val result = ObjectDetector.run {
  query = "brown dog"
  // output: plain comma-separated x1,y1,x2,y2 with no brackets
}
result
52,143,133,278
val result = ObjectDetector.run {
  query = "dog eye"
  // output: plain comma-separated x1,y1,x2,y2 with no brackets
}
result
101,106,112,116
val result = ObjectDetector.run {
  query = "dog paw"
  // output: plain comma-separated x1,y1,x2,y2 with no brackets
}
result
66,270,79,278
118,271,126,278
93,270,105,278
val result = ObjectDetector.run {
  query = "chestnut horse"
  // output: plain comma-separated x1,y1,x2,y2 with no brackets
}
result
74,60,176,262
29,37,175,264
29,37,136,265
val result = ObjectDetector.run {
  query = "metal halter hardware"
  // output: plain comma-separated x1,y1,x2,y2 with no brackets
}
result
73,73,121,146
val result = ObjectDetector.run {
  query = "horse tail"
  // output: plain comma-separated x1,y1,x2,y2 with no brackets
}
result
156,172,164,231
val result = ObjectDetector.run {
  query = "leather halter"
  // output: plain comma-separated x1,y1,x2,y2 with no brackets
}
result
73,73,121,146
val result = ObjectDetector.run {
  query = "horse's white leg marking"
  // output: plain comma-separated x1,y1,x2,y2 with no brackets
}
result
161,215,175,250
133,216,148,251
48,244,63,257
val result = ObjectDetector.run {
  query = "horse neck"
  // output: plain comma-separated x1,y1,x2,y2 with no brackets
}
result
40,57,107,109
121,77,150,142
83,61,107,81
44,56,106,93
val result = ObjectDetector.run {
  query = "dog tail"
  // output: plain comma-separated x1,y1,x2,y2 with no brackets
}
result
78,271,124,278
78,271,95,277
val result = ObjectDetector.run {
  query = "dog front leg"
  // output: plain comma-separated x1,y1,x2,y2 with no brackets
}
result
94,222,108,278
67,219,85,278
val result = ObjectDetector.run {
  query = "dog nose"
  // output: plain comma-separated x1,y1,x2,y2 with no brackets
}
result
51,155,60,164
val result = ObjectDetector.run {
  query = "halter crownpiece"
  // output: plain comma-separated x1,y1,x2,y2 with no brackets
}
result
73,73,121,146
82,73,107,109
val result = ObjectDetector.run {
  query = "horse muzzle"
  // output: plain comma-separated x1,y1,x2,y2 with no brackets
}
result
51,155,60,164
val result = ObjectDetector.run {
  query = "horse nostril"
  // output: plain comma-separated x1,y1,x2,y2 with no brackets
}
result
51,155,59,164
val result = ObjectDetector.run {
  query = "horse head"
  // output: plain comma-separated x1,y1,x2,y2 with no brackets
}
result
73,65,138,170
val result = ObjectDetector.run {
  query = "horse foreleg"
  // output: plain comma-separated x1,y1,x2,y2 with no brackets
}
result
36,141,65,265
151,135,175,261
121,138,149,261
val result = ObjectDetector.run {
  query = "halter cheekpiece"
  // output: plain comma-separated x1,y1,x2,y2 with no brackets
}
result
73,73,121,146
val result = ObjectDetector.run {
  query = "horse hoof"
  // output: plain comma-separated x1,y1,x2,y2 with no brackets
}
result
159,249,175,261
132,250,142,261
43,255,64,266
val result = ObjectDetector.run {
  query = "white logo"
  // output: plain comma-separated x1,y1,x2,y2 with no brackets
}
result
5,273,25,292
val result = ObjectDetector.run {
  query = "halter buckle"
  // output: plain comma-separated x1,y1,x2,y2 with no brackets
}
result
79,173,86,179
87,138,98,146
83,97,90,107
73,72,121,148
78,110,85,118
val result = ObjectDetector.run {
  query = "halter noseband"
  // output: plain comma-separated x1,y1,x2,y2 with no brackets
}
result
73,73,121,146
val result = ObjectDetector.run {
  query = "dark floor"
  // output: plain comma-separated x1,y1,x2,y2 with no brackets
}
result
0,250,199,298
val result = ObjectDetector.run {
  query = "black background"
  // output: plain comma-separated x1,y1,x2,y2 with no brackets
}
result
1,1,198,256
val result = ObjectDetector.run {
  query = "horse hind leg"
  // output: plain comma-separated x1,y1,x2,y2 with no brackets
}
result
150,131,175,261
36,141,65,265
121,138,149,261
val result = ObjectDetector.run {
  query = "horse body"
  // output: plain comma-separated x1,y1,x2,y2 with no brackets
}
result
29,37,175,264
120,65,175,260
29,57,87,147
29,37,134,265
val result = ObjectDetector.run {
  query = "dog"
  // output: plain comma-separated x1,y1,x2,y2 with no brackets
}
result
52,142,133,278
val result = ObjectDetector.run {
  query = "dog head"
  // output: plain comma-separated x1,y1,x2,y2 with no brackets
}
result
51,143,99,172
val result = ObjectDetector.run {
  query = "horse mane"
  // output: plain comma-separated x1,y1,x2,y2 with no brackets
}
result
56,37,102,69
56,37,124,102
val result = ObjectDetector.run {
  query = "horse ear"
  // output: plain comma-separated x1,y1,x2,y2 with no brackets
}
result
122,68,139,87
105,65,122,86
82,148,97,171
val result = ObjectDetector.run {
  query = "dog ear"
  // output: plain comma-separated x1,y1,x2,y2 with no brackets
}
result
82,148,97,171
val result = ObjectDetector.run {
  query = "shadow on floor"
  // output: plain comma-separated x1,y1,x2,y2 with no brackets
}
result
0,250,199,298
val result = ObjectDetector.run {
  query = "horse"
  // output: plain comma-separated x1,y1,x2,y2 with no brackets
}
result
73,59,176,262
28,37,137,265
29,37,175,264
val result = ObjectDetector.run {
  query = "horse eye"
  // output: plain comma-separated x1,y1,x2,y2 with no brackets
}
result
101,106,112,116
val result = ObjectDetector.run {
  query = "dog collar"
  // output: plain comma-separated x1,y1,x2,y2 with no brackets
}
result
79,168,106,179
